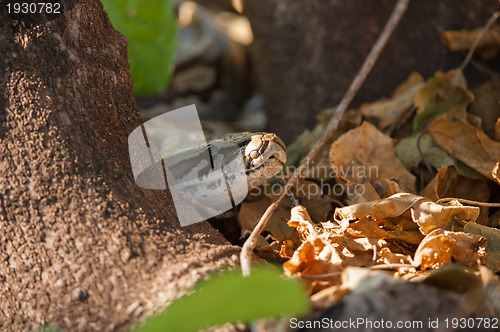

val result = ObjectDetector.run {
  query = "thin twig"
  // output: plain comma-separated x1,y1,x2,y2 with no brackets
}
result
301,272,342,280
300,264,416,279
240,0,411,276
470,59,500,80
458,11,500,72
437,197,500,207
369,263,415,270
280,177,299,207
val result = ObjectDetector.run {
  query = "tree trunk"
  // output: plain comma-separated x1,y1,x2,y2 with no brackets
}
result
0,1,238,331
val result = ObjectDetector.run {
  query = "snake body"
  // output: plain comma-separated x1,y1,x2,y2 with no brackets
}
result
164,132,286,210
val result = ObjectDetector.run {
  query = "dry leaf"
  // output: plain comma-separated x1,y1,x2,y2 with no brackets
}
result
287,205,316,238
315,275,477,327
412,200,479,234
413,229,487,270
420,166,490,225
334,193,422,221
395,134,482,180
493,161,500,184
344,218,423,245
344,180,380,205
377,247,412,265
479,265,500,316
320,221,386,267
335,193,479,235
383,179,406,198
283,206,343,289
290,176,337,223
470,79,500,139
360,72,424,133
341,267,400,293
256,240,284,262
282,239,343,291
310,285,348,310
441,24,500,59
413,70,474,132
422,264,485,313
464,222,500,273
428,118,500,184
423,264,482,294
279,239,295,259
495,117,500,141
238,196,294,242
330,122,416,193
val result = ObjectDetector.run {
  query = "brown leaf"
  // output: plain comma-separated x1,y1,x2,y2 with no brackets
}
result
383,179,406,198
464,222,500,272
422,264,485,313
377,247,412,265
284,206,343,287
441,24,500,59
279,239,295,259
395,133,483,180
310,285,348,311
420,166,490,225
335,193,479,235
428,118,500,184
344,180,380,205
493,161,500,184
330,122,417,193
290,176,337,222
340,267,401,293
360,72,424,133
344,218,423,245
282,240,343,287
479,265,500,316
334,193,424,222
495,117,500,141
287,205,316,240
412,200,480,234
413,229,487,270
470,79,500,139
238,194,294,242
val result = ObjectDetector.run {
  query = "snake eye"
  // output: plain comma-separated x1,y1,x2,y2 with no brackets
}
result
249,150,259,159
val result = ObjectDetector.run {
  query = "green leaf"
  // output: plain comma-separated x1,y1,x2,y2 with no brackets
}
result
135,267,309,332
100,0,177,96
395,134,483,179
413,70,474,133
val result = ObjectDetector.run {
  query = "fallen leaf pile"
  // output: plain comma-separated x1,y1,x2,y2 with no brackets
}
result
237,22,500,319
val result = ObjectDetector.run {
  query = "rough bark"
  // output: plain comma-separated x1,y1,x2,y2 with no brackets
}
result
0,1,238,331
244,0,499,143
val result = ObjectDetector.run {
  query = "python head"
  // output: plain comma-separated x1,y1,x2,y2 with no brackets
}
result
244,133,287,189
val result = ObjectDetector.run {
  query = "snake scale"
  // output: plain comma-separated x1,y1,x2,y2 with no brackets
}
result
163,132,287,213
166,131,287,190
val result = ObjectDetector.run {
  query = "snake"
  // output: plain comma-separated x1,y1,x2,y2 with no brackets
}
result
162,132,287,216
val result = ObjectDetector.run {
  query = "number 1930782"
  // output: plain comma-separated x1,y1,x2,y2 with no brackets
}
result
6,2,61,14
